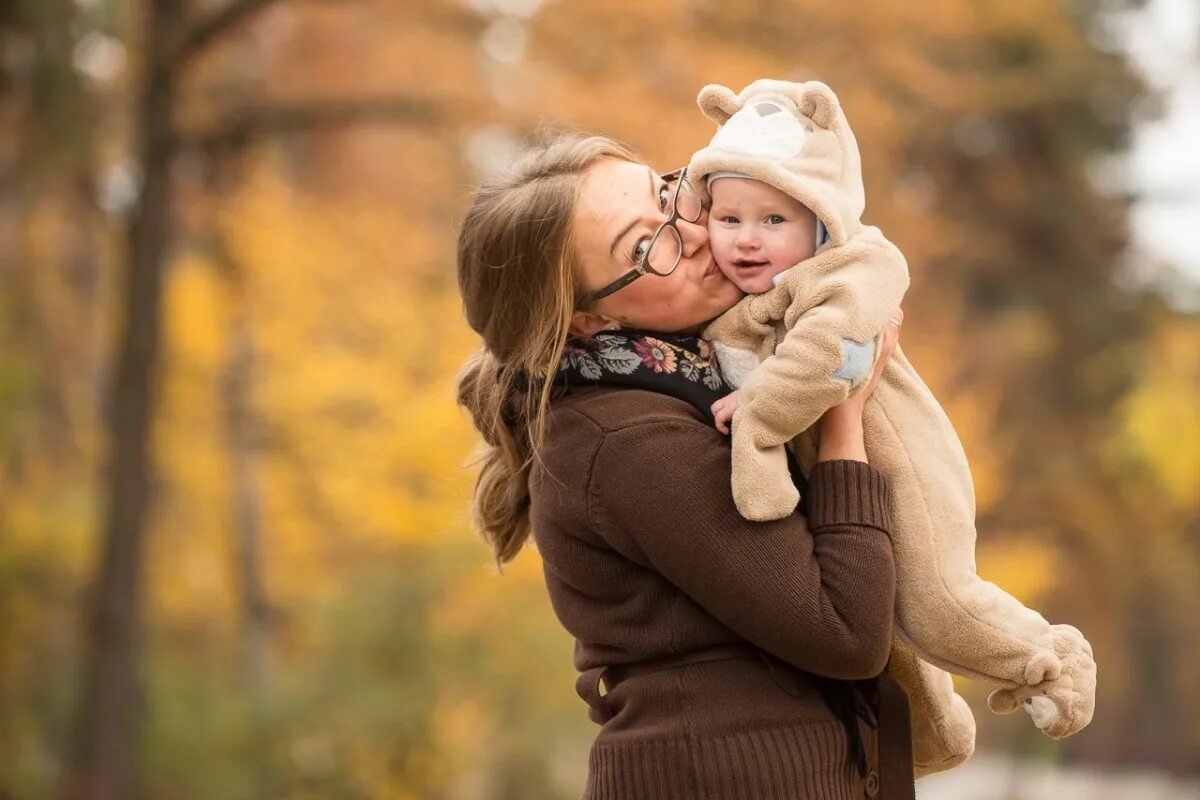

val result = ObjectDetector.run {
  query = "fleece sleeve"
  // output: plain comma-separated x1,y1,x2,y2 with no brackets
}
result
736,225,910,450
721,225,910,521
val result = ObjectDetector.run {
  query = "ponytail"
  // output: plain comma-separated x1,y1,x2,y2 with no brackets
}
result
454,132,638,569
455,348,535,570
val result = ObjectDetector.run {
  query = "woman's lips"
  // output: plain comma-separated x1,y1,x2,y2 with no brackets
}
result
703,258,721,278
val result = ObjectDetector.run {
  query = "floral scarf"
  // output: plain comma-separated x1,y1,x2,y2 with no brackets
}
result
554,328,730,422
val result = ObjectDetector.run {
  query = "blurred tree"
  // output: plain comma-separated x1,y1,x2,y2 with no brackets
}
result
67,1,465,797
1,1,111,796
66,1,183,795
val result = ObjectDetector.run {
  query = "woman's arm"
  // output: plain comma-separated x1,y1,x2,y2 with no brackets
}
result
816,405,867,463
586,418,896,681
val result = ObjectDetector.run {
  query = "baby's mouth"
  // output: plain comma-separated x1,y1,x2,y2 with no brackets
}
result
734,259,769,269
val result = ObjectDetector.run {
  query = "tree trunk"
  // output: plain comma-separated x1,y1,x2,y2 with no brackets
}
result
65,2,179,797
221,299,272,689
221,292,278,796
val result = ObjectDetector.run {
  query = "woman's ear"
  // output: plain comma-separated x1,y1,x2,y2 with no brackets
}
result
569,308,622,338
697,84,741,125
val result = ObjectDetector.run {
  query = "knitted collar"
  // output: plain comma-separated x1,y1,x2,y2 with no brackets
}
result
553,328,730,423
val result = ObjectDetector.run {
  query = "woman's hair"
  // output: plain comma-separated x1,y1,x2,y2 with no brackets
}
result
455,131,638,571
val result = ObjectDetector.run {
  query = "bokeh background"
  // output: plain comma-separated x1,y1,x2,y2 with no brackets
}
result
1,0,1198,798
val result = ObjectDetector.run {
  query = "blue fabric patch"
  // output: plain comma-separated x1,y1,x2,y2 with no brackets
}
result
832,337,875,384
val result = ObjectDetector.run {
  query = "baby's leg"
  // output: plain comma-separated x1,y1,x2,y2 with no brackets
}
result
859,346,1096,739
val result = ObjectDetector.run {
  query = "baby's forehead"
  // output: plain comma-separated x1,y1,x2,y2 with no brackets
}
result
709,176,809,211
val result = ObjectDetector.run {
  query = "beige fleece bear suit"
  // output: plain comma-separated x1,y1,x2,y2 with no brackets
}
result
690,79,1097,777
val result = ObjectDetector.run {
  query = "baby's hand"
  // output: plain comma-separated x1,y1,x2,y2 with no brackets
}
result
711,390,742,436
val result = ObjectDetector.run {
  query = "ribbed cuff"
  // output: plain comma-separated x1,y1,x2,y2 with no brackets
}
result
806,460,892,533
584,720,855,800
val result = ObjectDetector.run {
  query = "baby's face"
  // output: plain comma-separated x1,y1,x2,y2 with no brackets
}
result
707,177,819,294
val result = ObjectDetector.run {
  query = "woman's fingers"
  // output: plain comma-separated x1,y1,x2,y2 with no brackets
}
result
882,306,902,357
881,318,899,360
860,307,903,400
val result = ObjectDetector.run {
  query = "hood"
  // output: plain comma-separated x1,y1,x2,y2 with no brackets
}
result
687,78,865,248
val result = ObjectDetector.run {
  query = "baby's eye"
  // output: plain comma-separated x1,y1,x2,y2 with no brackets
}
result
765,214,785,225
720,215,740,224
631,236,651,264
658,184,671,212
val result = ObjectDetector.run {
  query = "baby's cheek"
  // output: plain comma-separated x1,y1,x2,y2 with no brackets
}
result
780,236,814,265
708,229,734,269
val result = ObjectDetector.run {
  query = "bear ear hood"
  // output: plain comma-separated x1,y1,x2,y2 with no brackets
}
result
728,78,839,128
697,83,742,125
793,81,838,129
687,79,865,248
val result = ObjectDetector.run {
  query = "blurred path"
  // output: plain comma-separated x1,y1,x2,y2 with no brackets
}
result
917,752,1200,800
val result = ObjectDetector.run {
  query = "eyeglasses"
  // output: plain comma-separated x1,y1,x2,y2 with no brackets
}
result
580,167,704,306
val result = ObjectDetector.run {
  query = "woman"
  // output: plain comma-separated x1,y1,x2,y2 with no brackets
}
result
456,133,912,800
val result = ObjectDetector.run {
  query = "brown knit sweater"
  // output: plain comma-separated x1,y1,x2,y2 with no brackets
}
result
528,384,915,800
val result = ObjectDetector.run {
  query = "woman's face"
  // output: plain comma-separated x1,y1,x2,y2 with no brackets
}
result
570,159,744,336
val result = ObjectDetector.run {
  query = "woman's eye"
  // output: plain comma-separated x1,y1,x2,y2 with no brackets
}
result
632,236,651,264
766,214,785,224
658,184,671,212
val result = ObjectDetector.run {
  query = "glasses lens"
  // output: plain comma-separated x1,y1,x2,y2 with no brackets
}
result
675,178,703,223
644,225,683,275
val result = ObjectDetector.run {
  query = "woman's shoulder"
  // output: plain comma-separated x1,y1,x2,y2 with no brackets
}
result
534,386,726,504
530,387,723,544
545,385,713,438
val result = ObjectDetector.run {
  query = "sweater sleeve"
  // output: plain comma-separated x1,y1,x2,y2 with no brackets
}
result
586,417,897,680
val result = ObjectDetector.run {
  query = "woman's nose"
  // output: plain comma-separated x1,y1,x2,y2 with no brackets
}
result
677,216,709,256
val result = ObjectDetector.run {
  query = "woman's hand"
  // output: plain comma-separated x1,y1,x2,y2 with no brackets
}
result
817,308,903,463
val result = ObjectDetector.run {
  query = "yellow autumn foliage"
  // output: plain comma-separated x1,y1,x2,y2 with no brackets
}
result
1112,315,1200,509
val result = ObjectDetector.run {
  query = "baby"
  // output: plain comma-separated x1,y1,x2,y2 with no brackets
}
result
704,173,832,434
687,79,1097,777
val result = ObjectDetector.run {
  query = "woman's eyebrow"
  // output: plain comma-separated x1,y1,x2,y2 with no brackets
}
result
608,167,658,258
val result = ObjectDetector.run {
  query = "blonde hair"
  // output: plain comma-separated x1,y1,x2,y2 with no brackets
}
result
455,132,639,571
